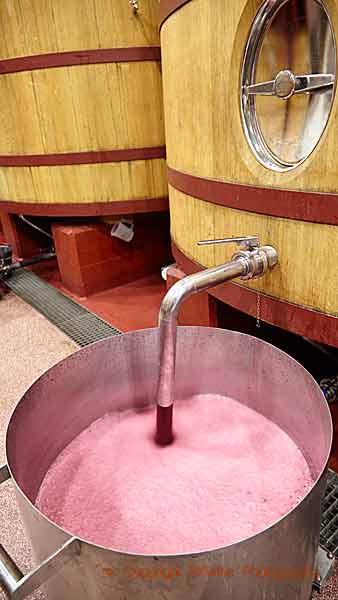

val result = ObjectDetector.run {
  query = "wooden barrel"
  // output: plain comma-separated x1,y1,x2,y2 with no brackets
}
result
0,0,167,216
160,0,338,347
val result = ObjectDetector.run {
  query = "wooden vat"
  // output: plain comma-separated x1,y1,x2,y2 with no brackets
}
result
160,0,338,346
0,0,167,216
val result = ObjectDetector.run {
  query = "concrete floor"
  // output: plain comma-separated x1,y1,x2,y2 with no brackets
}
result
0,291,337,599
0,292,78,599
45,268,166,332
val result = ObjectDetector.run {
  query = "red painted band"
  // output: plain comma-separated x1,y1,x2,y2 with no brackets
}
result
159,0,192,28
0,147,166,167
0,47,161,75
172,241,338,348
0,197,169,217
168,166,338,225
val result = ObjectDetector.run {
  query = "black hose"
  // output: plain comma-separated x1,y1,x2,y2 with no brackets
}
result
10,252,56,271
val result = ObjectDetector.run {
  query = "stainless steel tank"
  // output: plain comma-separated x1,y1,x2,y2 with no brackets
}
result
0,327,333,599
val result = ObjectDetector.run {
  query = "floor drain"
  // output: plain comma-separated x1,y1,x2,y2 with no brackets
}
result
321,469,338,557
5,269,121,347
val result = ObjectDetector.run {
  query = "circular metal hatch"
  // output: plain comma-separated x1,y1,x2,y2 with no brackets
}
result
241,0,337,172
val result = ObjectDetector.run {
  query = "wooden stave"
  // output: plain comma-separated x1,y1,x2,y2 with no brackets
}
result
0,1,161,59
0,0,167,212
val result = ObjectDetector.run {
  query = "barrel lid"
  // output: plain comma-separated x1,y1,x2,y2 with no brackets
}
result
241,0,336,172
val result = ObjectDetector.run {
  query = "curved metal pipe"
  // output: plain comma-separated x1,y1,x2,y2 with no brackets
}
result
18,215,53,241
156,259,247,406
155,246,278,445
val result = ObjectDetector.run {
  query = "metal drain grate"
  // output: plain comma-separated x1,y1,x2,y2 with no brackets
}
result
321,469,338,557
5,269,121,346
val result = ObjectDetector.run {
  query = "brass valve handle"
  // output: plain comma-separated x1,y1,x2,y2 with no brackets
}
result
245,69,334,100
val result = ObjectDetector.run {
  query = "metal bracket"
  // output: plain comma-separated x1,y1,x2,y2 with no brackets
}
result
0,466,82,599
129,0,139,14
313,545,336,593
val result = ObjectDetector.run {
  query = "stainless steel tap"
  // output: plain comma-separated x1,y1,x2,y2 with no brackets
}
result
155,237,278,444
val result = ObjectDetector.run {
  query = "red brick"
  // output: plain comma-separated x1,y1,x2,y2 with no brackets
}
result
52,214,171,297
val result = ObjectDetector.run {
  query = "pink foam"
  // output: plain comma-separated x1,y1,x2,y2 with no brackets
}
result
36,395,313,554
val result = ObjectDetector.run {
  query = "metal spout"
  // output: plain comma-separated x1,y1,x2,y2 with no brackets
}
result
155,243,278,445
